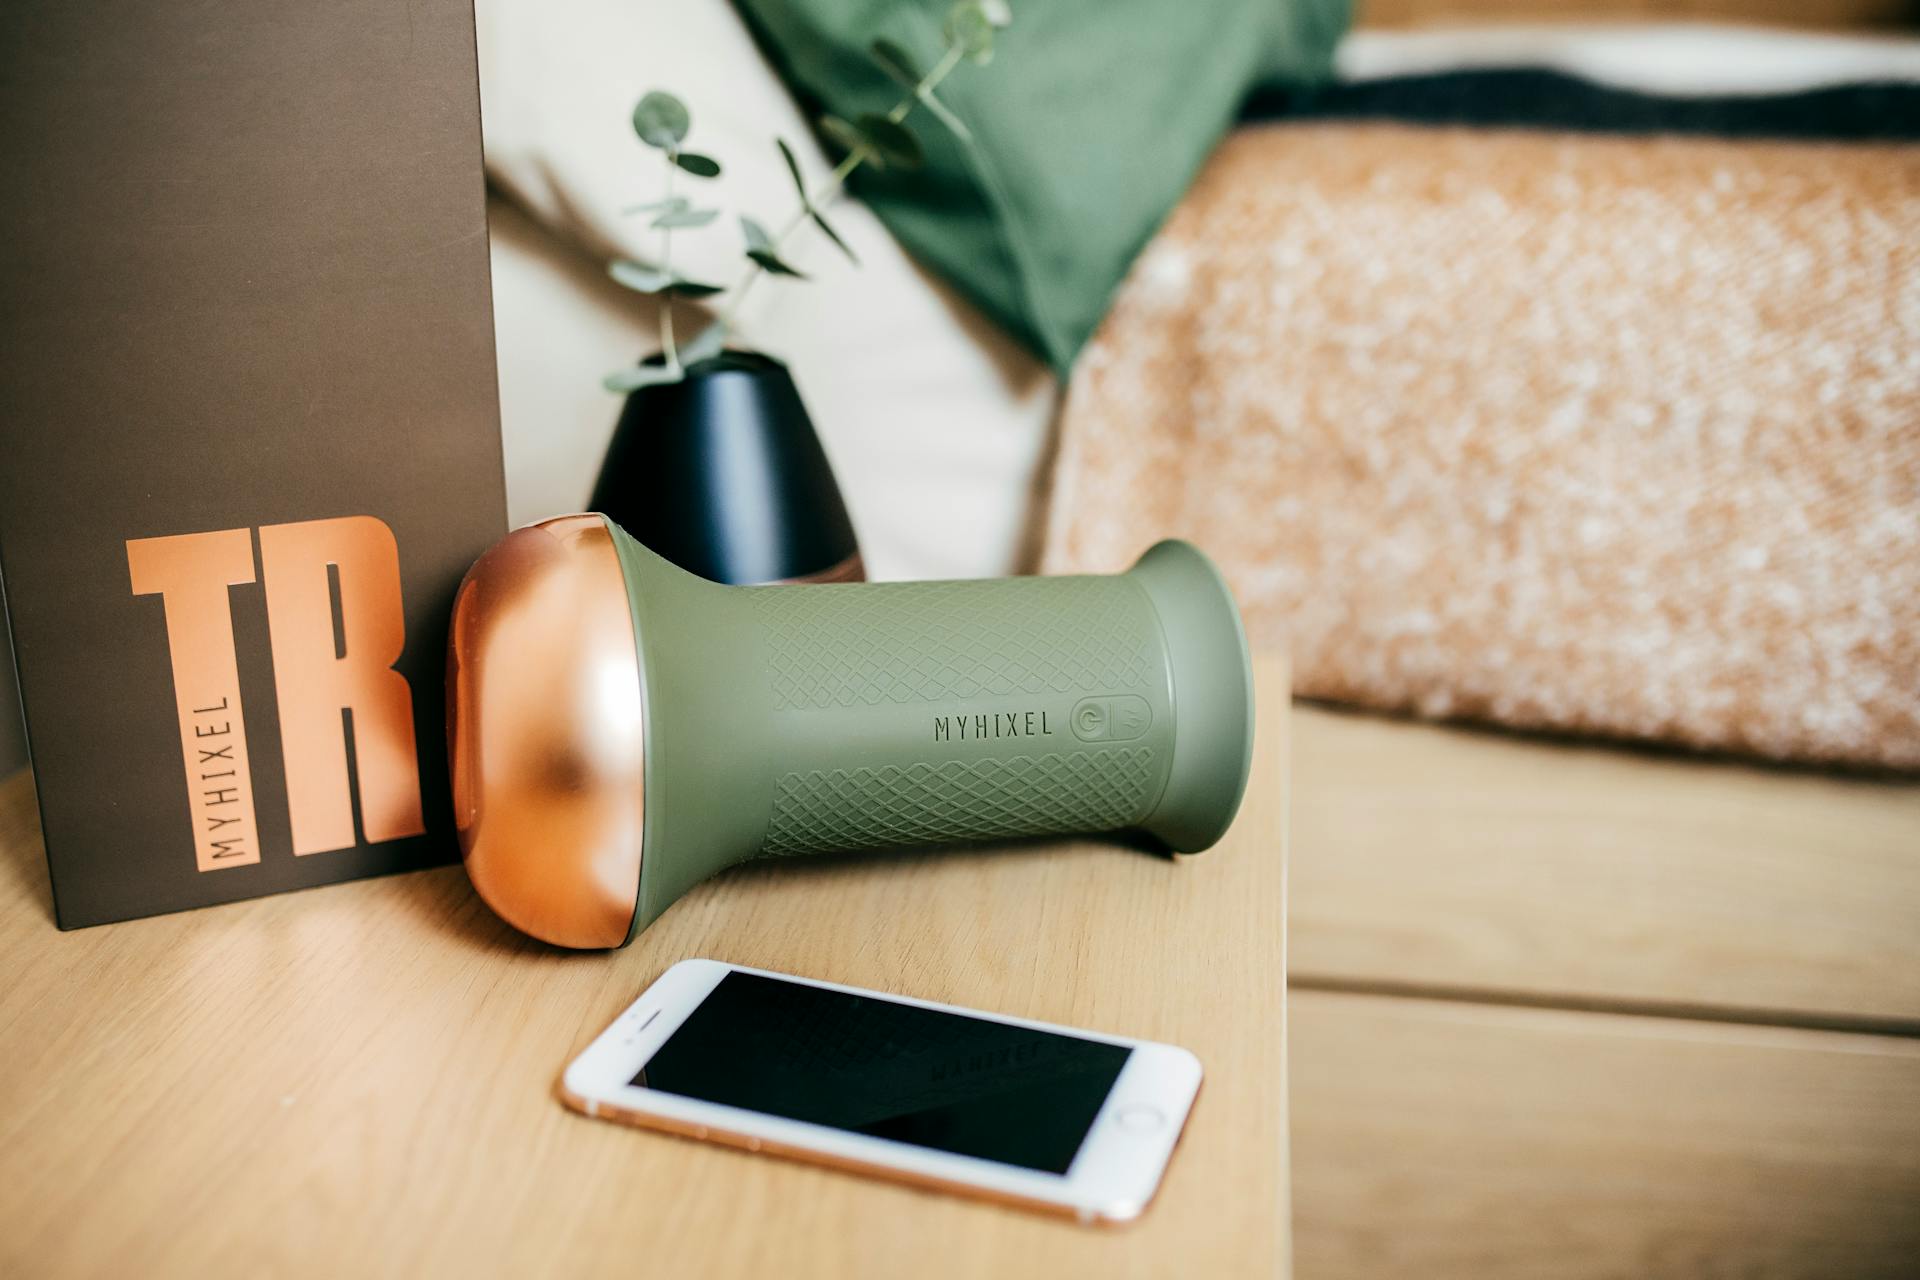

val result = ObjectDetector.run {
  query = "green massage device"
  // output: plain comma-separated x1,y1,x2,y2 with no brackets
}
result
447,514,1255,948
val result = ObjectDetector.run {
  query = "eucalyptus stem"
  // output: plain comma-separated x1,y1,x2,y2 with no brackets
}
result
608,9,1005,390
714,44,965,336
891,43,966,126
773,149,865,246
658,153,681,375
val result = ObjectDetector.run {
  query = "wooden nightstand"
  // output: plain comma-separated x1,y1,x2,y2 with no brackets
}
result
0,658,1291,1278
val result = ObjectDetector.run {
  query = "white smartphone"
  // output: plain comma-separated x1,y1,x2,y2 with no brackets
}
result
560,959,1203,1224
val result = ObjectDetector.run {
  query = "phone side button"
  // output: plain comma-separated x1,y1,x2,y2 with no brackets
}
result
1114,1104,1165,1134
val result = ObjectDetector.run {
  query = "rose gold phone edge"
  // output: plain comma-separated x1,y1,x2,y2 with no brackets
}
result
556,960,1204,1226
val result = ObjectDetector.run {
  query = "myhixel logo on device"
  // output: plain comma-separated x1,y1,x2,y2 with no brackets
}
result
126,516,423,872
929,696,1155,747
933,709,1055,743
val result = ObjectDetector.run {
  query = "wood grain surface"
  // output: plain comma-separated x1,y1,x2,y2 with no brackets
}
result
1291,705,1920,1028
1290,988,1920,1279
0,659,1290,1280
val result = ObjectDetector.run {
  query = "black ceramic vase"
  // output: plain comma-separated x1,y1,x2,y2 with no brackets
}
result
590,350,863,584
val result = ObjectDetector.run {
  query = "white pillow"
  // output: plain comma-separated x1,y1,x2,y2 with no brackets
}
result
1338,23,1920,94
475,0,1059,581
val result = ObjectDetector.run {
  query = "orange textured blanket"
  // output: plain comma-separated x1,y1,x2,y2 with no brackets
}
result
1042,123,1920,768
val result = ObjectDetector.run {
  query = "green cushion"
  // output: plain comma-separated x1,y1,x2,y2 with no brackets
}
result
731,0,1349,375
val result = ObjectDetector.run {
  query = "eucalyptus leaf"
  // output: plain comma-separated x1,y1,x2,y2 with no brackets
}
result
855,114,923,170
748,248,808,279
739,215,775,253
678,321,729,366
622,196,689,215
603,362,685,393
632,91,690,149
650,206,719,230
673,151,721,178
608,259,672,293
810,207,858,265
607,260,723,297
870,38,921,90
943,4,996,63
776,138,809,202
818,114,870,164
660,277,725,298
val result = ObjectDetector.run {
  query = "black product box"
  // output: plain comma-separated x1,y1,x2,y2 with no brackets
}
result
0,0,505,927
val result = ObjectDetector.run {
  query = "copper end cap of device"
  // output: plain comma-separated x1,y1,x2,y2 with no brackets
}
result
447,514,645,949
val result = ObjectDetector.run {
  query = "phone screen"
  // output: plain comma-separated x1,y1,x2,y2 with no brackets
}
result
633,971,1133,1175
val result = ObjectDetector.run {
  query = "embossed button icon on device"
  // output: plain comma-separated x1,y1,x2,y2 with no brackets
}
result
1070,695,1153,743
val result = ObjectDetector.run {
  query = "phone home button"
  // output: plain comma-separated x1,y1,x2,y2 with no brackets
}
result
1115,1104,1165,1134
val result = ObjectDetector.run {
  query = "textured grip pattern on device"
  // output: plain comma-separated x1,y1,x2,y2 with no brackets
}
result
760,747,1159,857
753,577,1159,710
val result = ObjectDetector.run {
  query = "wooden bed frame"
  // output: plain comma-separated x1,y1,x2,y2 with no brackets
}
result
1277,12,1920,1270
1360,0,1916,29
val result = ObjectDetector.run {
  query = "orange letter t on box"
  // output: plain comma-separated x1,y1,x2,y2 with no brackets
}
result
126,528,264,871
